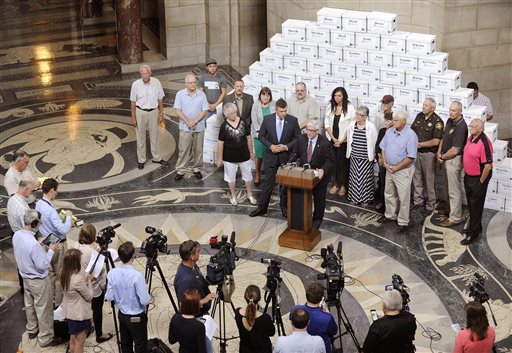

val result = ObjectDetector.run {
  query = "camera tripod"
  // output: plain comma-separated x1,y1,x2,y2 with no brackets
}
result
144,251,178,313
328,294,362,353
263,276,286,336
211,280,238,353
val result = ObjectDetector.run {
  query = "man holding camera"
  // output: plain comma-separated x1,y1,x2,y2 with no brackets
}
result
13,209,62,347
292,282,337,353
362,289,416,353
105,241,150,353
174,240,217,314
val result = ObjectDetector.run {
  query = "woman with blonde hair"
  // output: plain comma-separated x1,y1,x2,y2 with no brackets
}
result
235,285,275,353
60,248,93,353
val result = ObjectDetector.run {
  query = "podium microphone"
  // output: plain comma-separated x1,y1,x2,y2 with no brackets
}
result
283,152,297,167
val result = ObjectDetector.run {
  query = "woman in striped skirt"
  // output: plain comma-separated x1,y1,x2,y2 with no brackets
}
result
346,106,378,208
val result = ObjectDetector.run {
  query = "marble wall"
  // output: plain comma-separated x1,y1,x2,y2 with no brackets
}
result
266,0,512,138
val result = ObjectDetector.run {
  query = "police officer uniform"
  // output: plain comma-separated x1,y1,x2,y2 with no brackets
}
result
411,112,444,211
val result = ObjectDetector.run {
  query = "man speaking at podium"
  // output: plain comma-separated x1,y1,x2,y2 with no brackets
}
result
293,120,333,229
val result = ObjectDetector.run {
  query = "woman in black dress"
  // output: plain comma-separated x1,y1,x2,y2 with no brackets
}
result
235,285,275,353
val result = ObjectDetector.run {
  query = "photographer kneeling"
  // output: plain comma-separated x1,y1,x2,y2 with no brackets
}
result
362,289,416,353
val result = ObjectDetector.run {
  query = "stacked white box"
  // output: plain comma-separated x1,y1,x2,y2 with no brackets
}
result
369,82,393,98
493,140,508,161
282,19,311,41
367,11,397,34
310,90,331,107
358,96,381,116
284,56,307,72
259,48,283,70
436,106,450,125
317,7,345,29
306,22,331,44
484,122,498,142
393,53,418,71
356,65,380,82
418,52,448,74
431,70,461,92
330,30,355,47
344,79,368,97
320,77,344,91
249,62,272,84
391,102,407,112
342,10,369,32
296,72,320,90
368,50,392,67
380,67,405,86
270,33,294,55
463,104,486,125
443,88,474,109
406,71,430,89
406,33,436,56
343,48,367,64
407,104,423,125
355,32,380,50
381,31,409,53
268,86,286,100
393,87,419,104
332,62,356,79
418,89,444,107
307,59,331,76
487,158,512,212
295,42,318,59
494,158,512,181
484,194,505,211
319,44,343,62
242,75,262,98
272,70,296,89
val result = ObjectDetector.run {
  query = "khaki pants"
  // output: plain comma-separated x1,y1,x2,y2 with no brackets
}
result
135,109,161,163
412,152,437,210
49,241,67,307
445,156,464,223
176,130,204,174
384,166,415,226
23,276,54,346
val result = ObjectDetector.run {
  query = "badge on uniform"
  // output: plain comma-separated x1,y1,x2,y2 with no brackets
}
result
435,122,443,129
449,128,454,134
428,123,432,127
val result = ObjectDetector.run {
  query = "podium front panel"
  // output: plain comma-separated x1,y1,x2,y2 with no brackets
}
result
290,188,304,230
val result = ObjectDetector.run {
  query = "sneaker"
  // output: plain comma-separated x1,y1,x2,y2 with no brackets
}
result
248,195,257,205
230,196,238,206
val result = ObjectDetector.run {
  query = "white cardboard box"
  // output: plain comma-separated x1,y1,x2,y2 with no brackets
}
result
393,87,419,104
463,104,487,124
406,33,436,56
272,70,296,89
436,106,450,125
493,158,512,181
330,30,355,47
418,52,448,74
270,33,294,55
344,79,368,97
318,44,343,62
249,62,272,84
407,103,423,125
284,56,307,72
393,53,418,71
358,96,381,116
306,22,331,44
241,75,262,98
267,85,287,101
380,67,405,86
320,76,344,91
356,65,380,82
498,180,512,198
317,7,346,29
406,71,431,89
310,90,331,107
342,10,369,32
296,72,321,90
355,32,380,50
443,88,474,109
391,102,407,112
367,11,397,34
431,70,461,92
294,42,318,59
369,82,393,98
484,122,498,142
259,48,283,70
418,89,444,107
332,62,356,79
368,50,392,67
484,193,505,211
343,48,367,65
381,31,409,53
493,140,508,162
282,19,311,41
307,59,331,76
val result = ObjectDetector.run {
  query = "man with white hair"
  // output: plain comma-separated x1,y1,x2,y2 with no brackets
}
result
362,289,416,353
287,82,320,130
130,64,168,170
379,110,418,233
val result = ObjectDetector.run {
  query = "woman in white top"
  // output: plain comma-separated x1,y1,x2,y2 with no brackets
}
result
324,87,356,197
346,106,378,208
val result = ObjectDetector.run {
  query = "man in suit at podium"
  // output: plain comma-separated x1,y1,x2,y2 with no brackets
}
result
293,120,334,229
249,99,301,218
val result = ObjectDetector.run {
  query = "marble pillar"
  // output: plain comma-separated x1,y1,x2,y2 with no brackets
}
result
116,0,143,64
81,0,103,18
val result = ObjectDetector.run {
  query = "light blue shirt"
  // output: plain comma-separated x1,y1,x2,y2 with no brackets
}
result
379,126,418,166
35,197,72,240
105,263,150,315
174,88,208,132
273,331,326,353
12,229,54,279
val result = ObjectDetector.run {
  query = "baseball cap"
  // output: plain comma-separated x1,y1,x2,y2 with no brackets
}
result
381,95,394,104
206,58,217,66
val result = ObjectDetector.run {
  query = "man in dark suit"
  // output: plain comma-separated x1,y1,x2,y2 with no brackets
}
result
222,80,254,129
250,99,301,218
294,120,334,229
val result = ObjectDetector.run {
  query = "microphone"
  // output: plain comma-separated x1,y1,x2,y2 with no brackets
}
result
284,152,297,166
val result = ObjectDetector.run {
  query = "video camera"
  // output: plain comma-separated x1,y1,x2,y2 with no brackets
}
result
140,226,169,257
206,232,238,285
96,223,120,247
385,274,410,312
469,273,490,304
317,241,344,303
261,258,282,292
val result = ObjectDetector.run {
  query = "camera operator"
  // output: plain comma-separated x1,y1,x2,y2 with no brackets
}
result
174,240,217,315
274,308,326,353
292,282,337,353
105,241,150,353
362,289,416,353
453,301,495,353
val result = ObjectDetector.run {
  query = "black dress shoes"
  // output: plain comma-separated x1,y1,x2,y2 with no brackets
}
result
96,333,114,343
28,331,39,339
193,171,203,179
281,207,288,218
138,163,144,170
460,234,478,245
397,225,409,234
152,160,169,166
249,208,267,217
175,173,184,181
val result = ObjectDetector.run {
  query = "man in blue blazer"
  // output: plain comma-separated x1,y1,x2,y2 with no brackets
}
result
249,99,301,218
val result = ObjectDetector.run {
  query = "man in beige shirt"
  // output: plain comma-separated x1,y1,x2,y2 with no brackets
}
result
287,82,320,130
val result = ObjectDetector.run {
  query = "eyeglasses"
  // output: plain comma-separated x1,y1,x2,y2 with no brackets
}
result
306,128,319,132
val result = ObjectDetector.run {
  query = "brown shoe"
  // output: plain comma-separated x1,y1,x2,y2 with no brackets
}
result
338,186,346,196
329,185,339,195
436,209,449,216
440,219,456,227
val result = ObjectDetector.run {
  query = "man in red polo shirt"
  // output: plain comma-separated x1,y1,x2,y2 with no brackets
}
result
462,119,493,245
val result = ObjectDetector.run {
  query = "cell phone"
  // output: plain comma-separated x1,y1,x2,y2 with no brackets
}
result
43,234,62,246
370,309,379,322
75,219,84,227
385,284,394,291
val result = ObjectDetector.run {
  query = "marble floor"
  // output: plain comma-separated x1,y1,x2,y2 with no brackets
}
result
1,1,511,353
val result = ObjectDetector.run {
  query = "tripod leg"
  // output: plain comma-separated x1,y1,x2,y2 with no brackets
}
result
104,252,122,353
154,261,179,313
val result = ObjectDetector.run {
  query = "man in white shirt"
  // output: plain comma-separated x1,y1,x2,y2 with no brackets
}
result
467,82,493,121
3,150,39,203
273,308,326,353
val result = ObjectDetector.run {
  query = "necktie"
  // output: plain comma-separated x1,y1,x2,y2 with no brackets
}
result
277,118,283,142
307,139,313,162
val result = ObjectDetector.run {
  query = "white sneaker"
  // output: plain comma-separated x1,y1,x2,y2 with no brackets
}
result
248,195,257,205
230,196,238,206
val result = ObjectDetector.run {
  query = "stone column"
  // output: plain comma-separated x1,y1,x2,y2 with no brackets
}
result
116,0,142,64
81,0,103,18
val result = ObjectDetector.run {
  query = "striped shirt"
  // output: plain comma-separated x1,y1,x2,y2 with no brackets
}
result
351,127,368,159
7,193,30,232
472,93,493,116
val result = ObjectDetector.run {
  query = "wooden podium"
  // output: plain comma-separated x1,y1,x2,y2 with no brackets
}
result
275,166,321,251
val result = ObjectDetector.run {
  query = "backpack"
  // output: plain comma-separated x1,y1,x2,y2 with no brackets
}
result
147,338,173,353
